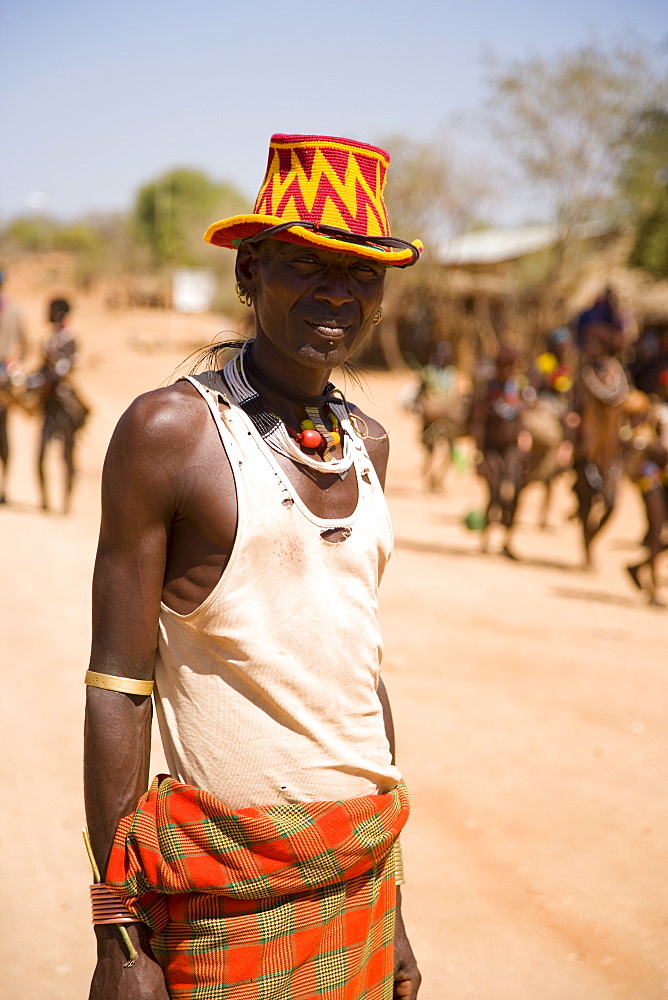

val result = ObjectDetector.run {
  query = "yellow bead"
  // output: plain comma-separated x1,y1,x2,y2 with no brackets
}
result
301,418,315,430
330,431,341,445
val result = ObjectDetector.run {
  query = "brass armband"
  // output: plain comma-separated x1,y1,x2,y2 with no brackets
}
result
85,670,154,697
392,838,405,886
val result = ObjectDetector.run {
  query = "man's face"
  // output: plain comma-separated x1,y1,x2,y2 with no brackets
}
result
583,321,613,360
241,240,386,370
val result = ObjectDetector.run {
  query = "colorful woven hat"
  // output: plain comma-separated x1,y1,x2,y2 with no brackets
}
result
204,133,422,268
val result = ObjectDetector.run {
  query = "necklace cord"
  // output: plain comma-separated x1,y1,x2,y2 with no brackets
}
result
221,341,356,477
244,345,335,408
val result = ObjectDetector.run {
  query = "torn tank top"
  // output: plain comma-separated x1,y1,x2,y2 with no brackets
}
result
153,370,400,808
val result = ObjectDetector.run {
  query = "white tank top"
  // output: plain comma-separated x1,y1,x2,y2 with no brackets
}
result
153,370,401,809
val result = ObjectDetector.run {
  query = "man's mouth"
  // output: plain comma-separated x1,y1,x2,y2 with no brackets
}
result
307,322,349,339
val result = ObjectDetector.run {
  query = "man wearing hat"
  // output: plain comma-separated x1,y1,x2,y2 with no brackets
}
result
84,134,422,1000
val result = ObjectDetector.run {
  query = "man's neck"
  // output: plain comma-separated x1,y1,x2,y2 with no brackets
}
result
250,339,332,393
243,338,335,428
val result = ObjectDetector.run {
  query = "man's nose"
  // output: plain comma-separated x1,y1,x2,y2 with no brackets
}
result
313,273,354,307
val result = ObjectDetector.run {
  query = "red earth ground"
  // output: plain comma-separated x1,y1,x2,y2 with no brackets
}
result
1,288,666,1000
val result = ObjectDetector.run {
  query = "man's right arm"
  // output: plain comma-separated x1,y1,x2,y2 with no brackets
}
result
84,391,179,1000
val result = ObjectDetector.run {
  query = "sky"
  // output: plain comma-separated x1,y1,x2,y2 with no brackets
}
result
1,0,666,226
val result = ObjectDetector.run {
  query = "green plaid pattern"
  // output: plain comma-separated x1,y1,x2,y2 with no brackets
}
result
106,776,409,999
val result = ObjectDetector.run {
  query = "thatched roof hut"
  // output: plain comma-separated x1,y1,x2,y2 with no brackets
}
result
359,225,668,368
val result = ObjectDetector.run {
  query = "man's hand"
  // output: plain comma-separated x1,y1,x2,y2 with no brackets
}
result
394,889,421,999
88,925,169,1000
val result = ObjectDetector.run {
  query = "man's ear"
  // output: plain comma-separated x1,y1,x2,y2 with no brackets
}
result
235,243,259,291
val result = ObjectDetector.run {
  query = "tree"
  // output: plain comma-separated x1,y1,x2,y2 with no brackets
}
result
381,135,494,250
623,109,668,278
134,168,248,266
53,221,104,254
369,136,495,367
3,215,57,252
486,41,668,235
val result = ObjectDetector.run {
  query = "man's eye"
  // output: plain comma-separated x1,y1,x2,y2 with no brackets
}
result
353,264,382,277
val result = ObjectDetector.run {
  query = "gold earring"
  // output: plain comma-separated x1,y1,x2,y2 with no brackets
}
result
372,308,383,326
235,281,253,307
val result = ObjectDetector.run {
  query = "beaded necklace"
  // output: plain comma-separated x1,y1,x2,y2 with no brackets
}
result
581,357,629,407
221,341,355,477
490,377,521,420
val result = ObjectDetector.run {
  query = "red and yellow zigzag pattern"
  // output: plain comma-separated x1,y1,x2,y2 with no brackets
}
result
203,133,422,266
254,139,390,239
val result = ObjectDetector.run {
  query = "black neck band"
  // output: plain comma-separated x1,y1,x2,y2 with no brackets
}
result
244,345,335,408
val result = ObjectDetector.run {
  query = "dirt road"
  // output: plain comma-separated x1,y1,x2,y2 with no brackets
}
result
1,295,666,999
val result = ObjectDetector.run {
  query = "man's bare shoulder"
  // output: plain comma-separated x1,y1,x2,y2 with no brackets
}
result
101,379,221,517
347,401,390,486
347,401,387,440
113,378,211,450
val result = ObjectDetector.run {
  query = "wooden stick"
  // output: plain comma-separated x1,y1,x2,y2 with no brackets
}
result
82,827,101,882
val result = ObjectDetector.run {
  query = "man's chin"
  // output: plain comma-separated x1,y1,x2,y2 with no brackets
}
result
256,327,362,372
301,341,355,369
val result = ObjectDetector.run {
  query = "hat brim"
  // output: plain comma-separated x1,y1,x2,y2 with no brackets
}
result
203,214,422,267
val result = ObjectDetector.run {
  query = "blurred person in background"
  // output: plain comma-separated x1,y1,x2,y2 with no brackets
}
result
524,327,578,527
412,340,470,492
628,327,668,396
28,297,89,512
533,327,574,406
0,267,28,503
572,307,629,567
470,345,527,558
622,391,668,606
576,286,633,355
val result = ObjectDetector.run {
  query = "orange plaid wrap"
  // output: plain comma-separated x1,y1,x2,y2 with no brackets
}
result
106,775,410,999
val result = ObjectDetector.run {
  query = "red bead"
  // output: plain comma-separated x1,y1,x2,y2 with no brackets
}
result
299,429,323,449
